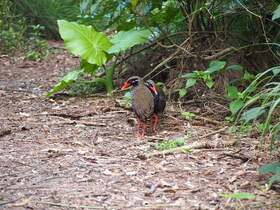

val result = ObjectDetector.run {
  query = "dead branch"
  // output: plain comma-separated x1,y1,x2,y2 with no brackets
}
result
204,47,236,60
140,126,236,159
0,129,11,138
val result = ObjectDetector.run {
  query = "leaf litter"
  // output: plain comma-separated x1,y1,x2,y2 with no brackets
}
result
0,43,279,209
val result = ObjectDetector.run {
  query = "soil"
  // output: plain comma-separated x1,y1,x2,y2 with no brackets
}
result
0,43,279,210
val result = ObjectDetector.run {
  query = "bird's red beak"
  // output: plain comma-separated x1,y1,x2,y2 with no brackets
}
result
121,81,130,90
150,85,158,95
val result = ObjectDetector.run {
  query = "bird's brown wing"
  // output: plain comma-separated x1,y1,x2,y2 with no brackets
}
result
132,85,154,121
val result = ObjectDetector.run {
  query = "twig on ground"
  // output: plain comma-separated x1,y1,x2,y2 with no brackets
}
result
140,126,235,159
33,201,105,209
194,115,224,126
0,129,11,138
198,126,229,139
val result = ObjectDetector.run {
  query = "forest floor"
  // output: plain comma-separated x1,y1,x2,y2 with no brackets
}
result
0,43,279,210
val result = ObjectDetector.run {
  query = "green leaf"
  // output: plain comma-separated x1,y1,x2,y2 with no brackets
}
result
272,67,280,75
179,88,187,98
220,192,256,200
259,161,280,175
226,64,243,72
205,60,226,74
185,78,197,89
181,112,196,120
259,161,280,188
230,100,245,115
80,60,98,75
181,72,197,78
268,174,280,188
205,78,214,88
47,69,83,97
131,0,138,9
57,20,112,66
272,5,280,21
108,28,152,54
240,107,266,122
155,138,185,151
227,86,239,99
243,71,255,81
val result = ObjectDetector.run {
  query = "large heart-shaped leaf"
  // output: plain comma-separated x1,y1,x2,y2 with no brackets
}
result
58,20,112,66
108,28,152,54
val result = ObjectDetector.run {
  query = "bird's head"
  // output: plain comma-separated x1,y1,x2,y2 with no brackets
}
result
121,76,141,90
145,79,158,95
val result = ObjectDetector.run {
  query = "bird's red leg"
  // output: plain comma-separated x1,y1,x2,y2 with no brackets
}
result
141,122,146,138
137,118,142,137
149,116,154,131
153,114,159,132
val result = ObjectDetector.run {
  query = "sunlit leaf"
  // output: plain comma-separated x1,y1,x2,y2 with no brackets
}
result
243,71,255,81
220,192,256,200
108,28,152,54
230,100,244,114
179,88,187,98
58,20,112,65
131,0,138,9
47,69,83,96
227,85,239,99
155,138,185,151
205,78,214,88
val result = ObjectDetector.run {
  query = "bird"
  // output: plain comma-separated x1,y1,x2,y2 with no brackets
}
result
121,76,155,137
145,80,166,132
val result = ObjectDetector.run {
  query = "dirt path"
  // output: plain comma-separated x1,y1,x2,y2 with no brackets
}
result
0,49,279,209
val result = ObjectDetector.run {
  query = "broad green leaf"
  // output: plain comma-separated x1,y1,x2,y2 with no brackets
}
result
108,28,152,54
220,192,256,200
226,64,243,72
205,78,214,88
179,88,187,98
205,60,226,74
230,100,244,114
80,60,98,75
240,107,265,122
47,69,83,97
227,86,239,100
185,78,197,89
58,20,112,66
259,161,280,175
272,5,280,20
